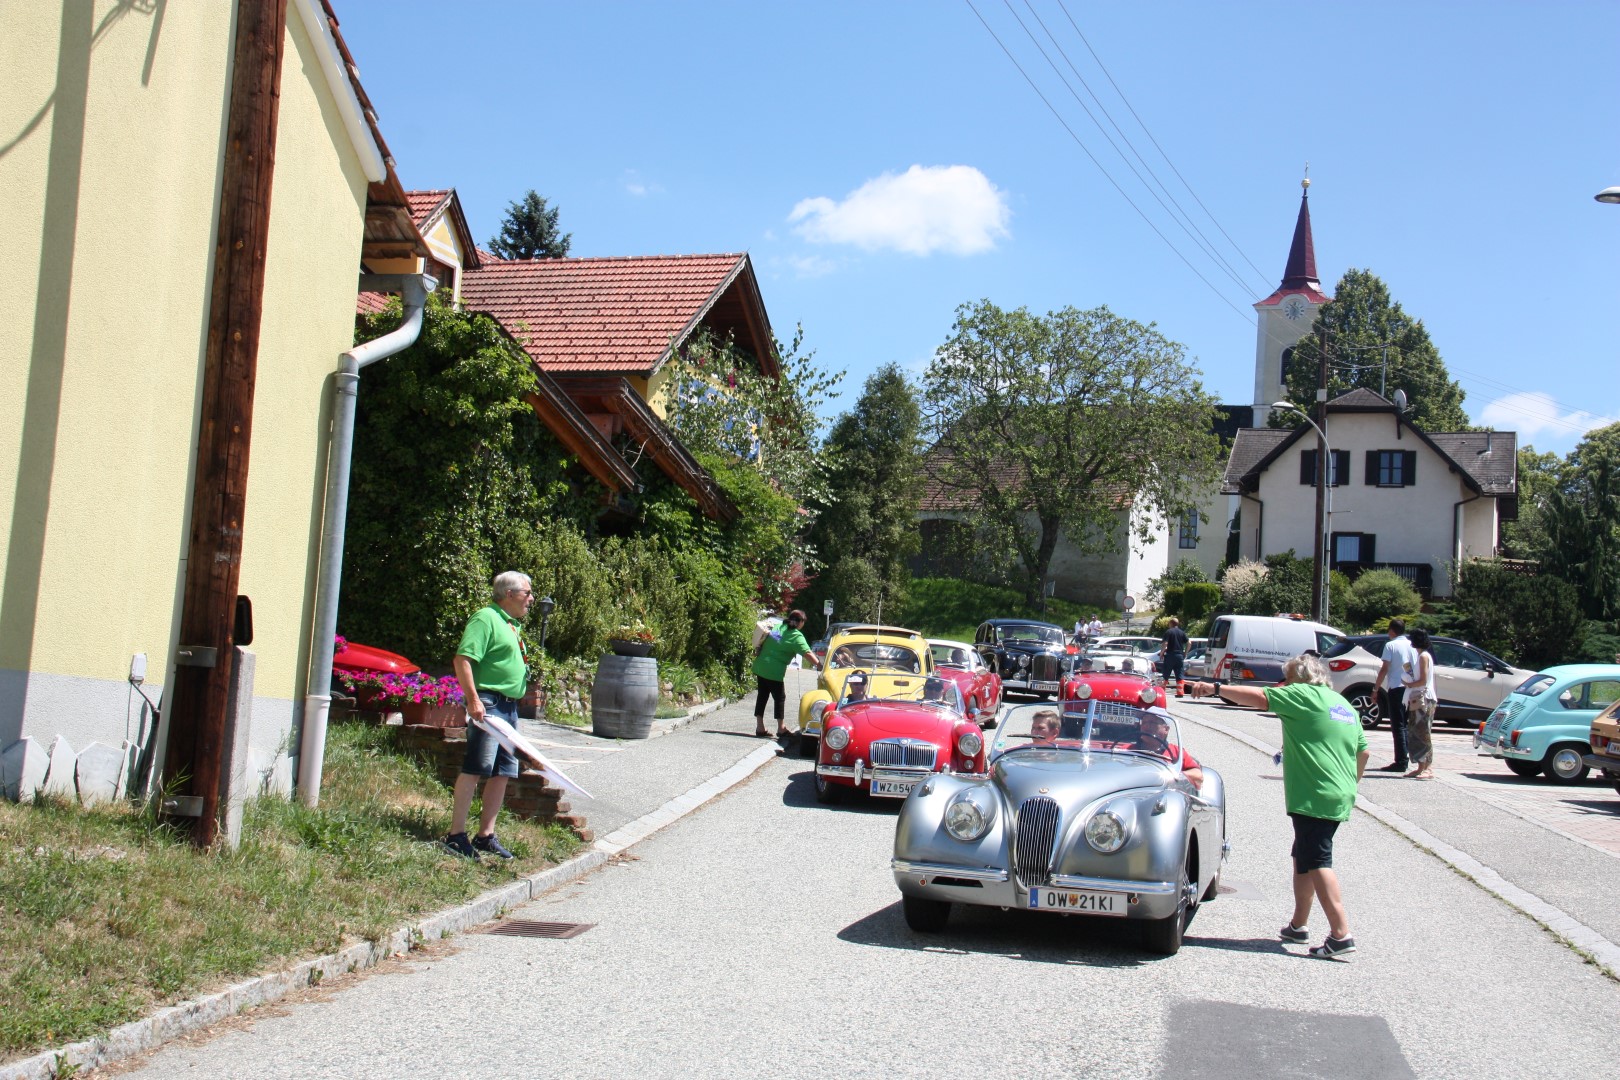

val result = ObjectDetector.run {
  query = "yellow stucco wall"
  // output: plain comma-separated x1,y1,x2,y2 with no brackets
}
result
0,1,369,746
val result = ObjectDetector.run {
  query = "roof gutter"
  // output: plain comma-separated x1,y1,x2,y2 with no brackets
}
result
297,274,435,806
290,0,387,183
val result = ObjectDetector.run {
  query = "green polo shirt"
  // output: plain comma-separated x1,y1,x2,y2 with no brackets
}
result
1264,683,1367,822
456,605,527,698
752,626,810,682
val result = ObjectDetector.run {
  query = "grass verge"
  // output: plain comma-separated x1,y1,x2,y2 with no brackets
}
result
0,720,579,1062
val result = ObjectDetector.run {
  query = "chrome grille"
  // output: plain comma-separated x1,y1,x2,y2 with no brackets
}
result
1013,796,1061,889
1092,700,1149,724
1031,654,1063,682
869,738,938,768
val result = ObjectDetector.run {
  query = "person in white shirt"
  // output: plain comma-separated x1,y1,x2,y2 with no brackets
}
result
1374,618,1417,772
1087,615,1103,641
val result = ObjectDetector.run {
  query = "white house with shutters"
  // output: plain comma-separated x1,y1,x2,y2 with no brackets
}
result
1221,388,1517,599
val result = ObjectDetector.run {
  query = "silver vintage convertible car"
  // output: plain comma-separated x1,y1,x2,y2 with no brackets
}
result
891,700,1226,955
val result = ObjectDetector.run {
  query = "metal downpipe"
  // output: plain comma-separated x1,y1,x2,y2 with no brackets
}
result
297,274,434,806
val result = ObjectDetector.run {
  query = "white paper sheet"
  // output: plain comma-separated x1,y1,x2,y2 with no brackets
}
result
473,713,594,800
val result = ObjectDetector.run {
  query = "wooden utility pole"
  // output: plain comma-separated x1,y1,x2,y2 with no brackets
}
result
162,0,289,847
1310,326,1329,622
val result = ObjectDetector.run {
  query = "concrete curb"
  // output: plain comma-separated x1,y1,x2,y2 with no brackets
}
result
1,723,776,1080
1177,707,1620,981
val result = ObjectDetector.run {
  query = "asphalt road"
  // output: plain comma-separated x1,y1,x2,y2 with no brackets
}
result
114,705,1620,1079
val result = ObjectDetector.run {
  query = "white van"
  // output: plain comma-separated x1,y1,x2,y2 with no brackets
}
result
1207,615,1344,685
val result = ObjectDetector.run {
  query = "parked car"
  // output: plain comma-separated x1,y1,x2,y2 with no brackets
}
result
1183,638,1213,682
1207,614,1343,686
928,639,1003,726
1475,665,1620,782
1063,663,1167,710
797,625,934,757
1582,698,1620,795
974,619,1068,699
1324,634,1531,729
891,699,1227,955
814,684,985,803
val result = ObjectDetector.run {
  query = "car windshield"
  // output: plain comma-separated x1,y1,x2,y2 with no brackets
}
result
1515,674,1555,698
928,644,974,668
840,684,965,712
1001,625,1064,645
828,643,922,673
993,701,1186,767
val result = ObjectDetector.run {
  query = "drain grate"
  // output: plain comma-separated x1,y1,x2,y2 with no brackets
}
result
484,920,594,939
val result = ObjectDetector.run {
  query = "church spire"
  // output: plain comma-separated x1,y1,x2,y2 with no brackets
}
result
1279,173,1320,292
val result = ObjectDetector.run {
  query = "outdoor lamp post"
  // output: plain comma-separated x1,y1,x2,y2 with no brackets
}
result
1595,186,1620,204
536,596,555,716
1272,401,1333,624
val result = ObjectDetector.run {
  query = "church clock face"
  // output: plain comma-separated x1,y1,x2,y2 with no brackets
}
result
1283,296,1307,321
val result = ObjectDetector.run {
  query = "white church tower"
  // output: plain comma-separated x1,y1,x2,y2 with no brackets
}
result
1252,177,1331,422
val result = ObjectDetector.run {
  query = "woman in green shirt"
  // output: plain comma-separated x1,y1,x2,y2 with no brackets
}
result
752,609,819,738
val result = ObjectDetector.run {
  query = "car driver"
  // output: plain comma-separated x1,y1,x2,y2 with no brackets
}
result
1029,709,1060,746
840,671,870,706
1132,713,1204,788
921,676,948,704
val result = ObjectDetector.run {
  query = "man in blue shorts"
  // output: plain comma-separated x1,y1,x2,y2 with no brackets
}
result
444,570,534,859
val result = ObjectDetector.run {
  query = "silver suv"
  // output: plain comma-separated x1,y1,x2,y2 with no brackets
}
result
1323,634,1531,729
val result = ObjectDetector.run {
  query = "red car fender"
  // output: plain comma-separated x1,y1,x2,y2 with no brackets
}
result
951,717,988,773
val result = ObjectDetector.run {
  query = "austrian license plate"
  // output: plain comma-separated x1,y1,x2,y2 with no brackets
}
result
1028,887,1127,917
869,774,921,798
1034,680,1060,691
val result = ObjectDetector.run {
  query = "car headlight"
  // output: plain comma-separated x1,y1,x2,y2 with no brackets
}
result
1139,685,1157,704
824,726,850,750
1085,810,1128,853
944,787,996,841
1018,654,1030,668
1074,682,1093,699
957,730,983,758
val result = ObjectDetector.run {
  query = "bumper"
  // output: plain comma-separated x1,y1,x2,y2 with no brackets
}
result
1583,754,1620,774
816,762,932,793
891,859,1183,919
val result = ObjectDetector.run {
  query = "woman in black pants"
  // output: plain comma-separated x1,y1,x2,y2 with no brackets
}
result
751,610,819,737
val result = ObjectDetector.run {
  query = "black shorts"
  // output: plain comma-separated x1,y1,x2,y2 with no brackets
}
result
1289,813,1341,874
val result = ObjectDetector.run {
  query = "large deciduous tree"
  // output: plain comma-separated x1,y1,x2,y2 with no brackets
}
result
922,300,1222,604
1276,268,1469,431
488,190,572,260
800,364,924,624
1541,422,1620,621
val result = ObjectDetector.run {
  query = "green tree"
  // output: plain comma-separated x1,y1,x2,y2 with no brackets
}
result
488,189,572,259
922,300,1222,604
1276,269,1469,431
1454,561,1586,668
801,364,924,623
1542,443,1620,621
1499,446,1562,561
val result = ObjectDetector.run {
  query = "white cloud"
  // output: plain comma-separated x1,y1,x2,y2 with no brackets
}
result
1476,391,1616,442
789,165,1010,256
622,170,662,197
787,254,838,279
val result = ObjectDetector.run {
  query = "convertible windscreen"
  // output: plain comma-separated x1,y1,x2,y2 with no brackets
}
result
829,644,922,673
1001,626,1065,645
840,686,966,712
929,645,974,668
996,702,1187,765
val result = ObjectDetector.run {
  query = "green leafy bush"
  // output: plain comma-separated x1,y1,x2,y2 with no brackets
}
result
1161,585,1184,617
1454,561,1586,668
897,577,1118,642
1180,582,1221,621
1346,569,1424,631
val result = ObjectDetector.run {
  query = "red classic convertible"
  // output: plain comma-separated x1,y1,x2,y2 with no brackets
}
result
1063,663,1168,710
814,680,987,804
928,638,1003,726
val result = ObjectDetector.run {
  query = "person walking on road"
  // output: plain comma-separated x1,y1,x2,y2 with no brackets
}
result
753,609,818,739
1190,654,1368,958
444,571,534,859
1403,629,1439,780
1375,618,1417,772
1086,614,1103,643
1160,616,1189,695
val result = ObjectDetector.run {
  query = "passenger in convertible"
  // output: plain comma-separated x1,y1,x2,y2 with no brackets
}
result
1130,712,1204,788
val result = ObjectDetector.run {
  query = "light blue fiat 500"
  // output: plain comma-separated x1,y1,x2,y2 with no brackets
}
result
1475,665,1620,782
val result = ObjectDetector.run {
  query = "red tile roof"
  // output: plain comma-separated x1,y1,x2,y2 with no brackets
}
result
356,290,391,315
458,253,755,375
405,189,452,227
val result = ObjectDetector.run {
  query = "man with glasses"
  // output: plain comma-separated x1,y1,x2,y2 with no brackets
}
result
444,570,533,859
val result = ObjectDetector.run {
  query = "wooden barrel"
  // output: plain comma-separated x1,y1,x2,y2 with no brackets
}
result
591,654,659,739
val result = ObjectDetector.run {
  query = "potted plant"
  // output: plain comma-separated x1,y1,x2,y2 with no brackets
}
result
344,671,467,728
608,618,657,658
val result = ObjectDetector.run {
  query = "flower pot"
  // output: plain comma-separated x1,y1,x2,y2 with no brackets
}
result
609,639,656,658
398,701,467,728
518,688,546,720
350,685,387,712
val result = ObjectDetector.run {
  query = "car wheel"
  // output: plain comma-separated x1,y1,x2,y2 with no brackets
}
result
1505,760,1542,778
1544,744,1591,785
1345,686,1380,730
902,895,951,933
1143,860,1191,956
797,733,818,760
813,769,842,805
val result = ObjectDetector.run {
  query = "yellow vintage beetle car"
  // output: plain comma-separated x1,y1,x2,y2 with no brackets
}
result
796,625,934,758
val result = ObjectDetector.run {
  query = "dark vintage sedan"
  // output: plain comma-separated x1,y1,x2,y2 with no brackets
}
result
974,619,1069,700
892,699,1226,955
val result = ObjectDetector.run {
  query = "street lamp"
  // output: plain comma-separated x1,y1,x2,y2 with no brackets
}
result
1595,186,1620,205
536,596,555,717
1272,401,1333,624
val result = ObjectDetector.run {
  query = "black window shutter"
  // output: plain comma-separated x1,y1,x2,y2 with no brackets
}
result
1333,450,1350,487
1404,450,1417,486
1362,534,1376,563
1366,450,1379,485
1300,449,1316,485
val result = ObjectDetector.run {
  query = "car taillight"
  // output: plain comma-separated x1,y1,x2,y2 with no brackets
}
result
1510,730,1521,746
1595,735,1609,752
1328,659,1354,672
1240,667,1257,680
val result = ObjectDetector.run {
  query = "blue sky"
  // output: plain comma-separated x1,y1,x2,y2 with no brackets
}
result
337,1,1619,455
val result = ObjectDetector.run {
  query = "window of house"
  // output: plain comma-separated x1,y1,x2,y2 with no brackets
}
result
424,256,457,295
1178,509,1199,548
1330,532,1375,567
1367,449,1417,487
1300,448,1350,487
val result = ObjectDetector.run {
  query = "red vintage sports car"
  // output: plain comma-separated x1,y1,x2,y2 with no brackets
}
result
1062,664,1168,710
814,680,986,804
928,638,1003,727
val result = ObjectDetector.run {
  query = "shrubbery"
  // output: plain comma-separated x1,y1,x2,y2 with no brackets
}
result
1345,569,1423,631
897,577,1119,642
1453,560,1586,669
